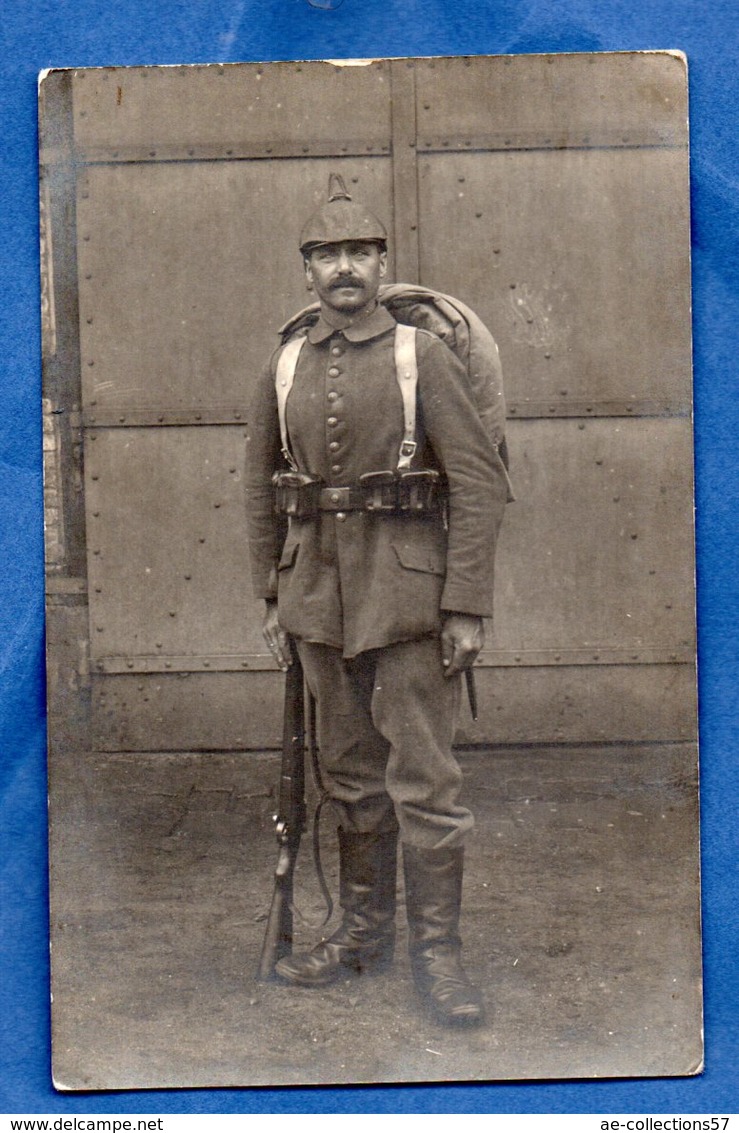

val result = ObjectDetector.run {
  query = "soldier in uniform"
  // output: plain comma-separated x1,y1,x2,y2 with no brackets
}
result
245,177,509,1026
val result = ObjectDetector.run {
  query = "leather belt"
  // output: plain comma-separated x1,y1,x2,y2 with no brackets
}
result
318,486,367,511
273,469,442,517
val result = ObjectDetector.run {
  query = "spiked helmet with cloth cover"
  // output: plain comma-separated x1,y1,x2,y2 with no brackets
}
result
299,174,387,253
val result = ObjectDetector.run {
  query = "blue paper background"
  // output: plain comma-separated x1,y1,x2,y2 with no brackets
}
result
2,0,737,1115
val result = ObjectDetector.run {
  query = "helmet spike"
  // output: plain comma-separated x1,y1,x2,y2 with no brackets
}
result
327,173,352,203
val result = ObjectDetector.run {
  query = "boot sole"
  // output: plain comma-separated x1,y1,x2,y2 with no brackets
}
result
274,950,394,988
429,1003,485,1027
413,973,486,1026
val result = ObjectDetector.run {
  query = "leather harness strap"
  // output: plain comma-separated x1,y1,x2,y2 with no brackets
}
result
393,323,418,471
275,324,418,473
275,334,307,471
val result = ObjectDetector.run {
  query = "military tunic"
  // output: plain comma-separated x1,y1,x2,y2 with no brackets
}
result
245,303,509,846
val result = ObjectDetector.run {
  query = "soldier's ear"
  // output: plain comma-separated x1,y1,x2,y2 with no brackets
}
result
304,256,314,287
379,248,388,278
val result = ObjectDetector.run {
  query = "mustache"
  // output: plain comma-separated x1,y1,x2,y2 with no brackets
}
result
330,275,365,290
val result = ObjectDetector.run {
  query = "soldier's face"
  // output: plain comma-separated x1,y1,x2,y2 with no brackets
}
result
305,241,387,316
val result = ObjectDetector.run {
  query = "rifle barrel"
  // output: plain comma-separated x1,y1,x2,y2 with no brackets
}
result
256,651,306,980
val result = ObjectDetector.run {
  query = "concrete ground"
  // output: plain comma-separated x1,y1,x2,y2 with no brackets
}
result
48,742,703,1091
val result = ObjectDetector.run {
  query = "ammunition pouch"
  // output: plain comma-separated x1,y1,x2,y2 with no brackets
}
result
273,469,443,517
272,471,323,518
396,470,442,513
359,471,398,513
359,469,442,514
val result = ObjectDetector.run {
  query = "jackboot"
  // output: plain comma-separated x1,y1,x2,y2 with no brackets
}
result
275,827,397,987
403,843,484,1026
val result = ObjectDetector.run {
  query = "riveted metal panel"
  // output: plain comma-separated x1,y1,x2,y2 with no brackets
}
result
85,425,262,661
414,53,687,151
465,663,697,745
85,417,695,673
92,673,281,751
418,146,691,411
389,61,420,283
91,661,697,751
77,159,394,421
70,60,393,160
492,418,695,654
464,661,693,743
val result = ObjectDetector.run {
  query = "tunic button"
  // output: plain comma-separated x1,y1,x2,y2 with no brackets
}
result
331,464,342,473
330,491,340,504
335,512,347,522
328,367,340,377
329,441,340,452
327,391,338,402
331,346,342,356
327,416,338,427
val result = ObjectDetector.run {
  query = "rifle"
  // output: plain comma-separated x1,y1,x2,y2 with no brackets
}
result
256,651,307,980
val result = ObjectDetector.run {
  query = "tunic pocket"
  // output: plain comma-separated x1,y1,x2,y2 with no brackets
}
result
391,540,445,576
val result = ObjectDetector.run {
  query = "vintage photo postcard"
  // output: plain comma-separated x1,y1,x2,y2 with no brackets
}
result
39,51,702,1090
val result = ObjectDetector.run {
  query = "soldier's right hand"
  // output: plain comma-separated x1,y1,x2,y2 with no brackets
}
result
262,600,293,671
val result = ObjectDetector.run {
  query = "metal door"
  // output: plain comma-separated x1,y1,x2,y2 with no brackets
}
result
40,53,696,751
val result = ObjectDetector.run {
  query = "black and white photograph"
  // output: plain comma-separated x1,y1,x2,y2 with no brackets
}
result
39,51,702,1090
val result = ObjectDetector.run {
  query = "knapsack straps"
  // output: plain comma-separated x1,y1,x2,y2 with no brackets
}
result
275,335,307,471
394,323,418,472
276,325,418,473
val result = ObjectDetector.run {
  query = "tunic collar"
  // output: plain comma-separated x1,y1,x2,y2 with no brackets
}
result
307,303,396,345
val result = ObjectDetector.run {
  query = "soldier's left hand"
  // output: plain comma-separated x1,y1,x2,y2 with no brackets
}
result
263,599,293,671
441,614,485,677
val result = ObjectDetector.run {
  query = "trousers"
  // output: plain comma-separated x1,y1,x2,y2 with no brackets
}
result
296,636,474,850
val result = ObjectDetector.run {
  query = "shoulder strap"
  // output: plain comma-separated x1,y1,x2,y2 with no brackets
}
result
275,335,307,471
394,323,418,472
278,327,418,474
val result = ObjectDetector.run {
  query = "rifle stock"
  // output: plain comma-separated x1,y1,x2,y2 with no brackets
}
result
257,651,306,980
